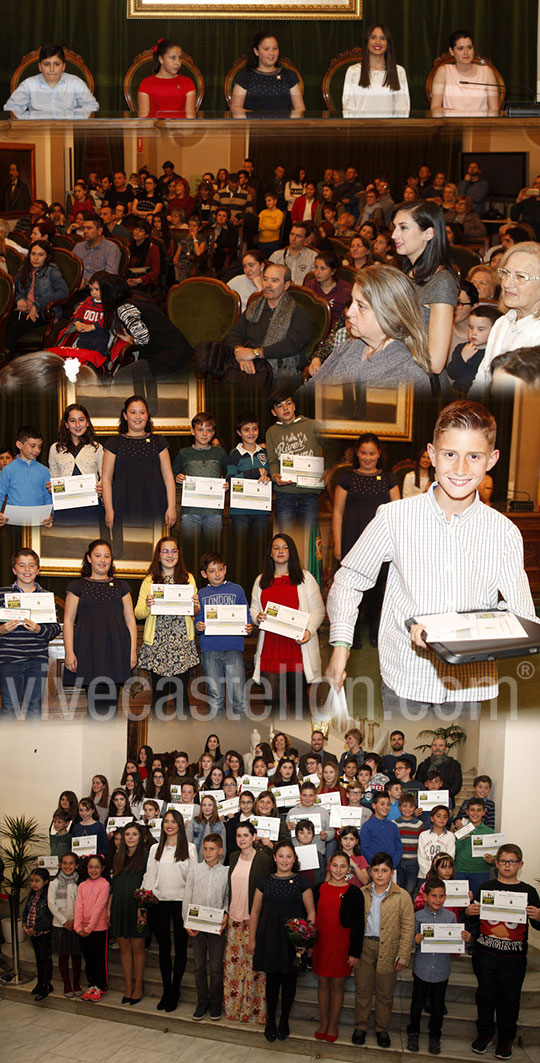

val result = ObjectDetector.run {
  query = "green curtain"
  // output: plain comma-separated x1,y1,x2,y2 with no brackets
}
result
0,0,536,114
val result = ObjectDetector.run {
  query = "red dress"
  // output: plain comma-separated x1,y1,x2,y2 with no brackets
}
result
260,575,303,673
138,74,196,117
312,882,352,977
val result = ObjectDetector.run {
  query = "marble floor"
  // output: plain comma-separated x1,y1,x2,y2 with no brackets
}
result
0,999,312,1063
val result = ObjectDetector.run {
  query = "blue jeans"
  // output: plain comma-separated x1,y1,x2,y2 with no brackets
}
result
201,650,247,717
397,860,419,895
0,659,48,718
274,492,319,529
181,512,223,537
231,512,269,532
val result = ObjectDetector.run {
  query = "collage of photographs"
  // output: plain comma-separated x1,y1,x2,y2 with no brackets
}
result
0,3,540,1062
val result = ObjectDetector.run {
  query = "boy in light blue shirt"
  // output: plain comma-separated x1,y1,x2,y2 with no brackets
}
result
0,426,51,525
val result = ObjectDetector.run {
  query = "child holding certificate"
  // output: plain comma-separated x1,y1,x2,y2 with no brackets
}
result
196,552,252,718
251,533,325,714
0,425,52,525
0,547,61,718
265,392,324,530
313,852,364,1042
467,844,540,1059
407,878,470,1055
135,536,199,715
173,412,228,563
48,403,103,527
183,833,229,1020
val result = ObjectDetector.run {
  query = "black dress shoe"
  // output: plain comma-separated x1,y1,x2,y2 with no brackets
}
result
265,1021,277,1042
129,996,142,1005
377,1031,391,1048
34,990,49,1002
165,989,179,1012
121,995,131,1004
157,991,169,1010
277,1021,290,1040
352,1029,366,1045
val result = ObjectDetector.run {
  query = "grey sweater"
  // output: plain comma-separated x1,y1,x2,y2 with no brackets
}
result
303,337,431,395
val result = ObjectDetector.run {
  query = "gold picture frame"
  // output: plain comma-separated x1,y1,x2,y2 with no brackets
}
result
315,383,414,440
128,0,362,18
23,518,166,579
59,371,205,435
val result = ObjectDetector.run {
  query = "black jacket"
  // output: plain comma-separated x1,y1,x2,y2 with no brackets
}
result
415,755,462,799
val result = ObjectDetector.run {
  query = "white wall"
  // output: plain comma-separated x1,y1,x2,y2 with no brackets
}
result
0,717,127,840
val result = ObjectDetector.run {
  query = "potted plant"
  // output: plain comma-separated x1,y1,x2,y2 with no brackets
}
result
0,814,43,984
415,724,467,754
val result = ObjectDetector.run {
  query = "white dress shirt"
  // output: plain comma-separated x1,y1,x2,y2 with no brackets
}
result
327,484,535,703
5,73,99,120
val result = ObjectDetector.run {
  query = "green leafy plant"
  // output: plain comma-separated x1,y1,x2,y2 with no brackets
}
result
415,725,467,754
0,814,44,895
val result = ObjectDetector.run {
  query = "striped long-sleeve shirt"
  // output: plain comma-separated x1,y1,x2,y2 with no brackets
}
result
327,484,535,704
0,582,61,664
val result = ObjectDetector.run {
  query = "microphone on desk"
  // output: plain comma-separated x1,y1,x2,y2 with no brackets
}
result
458,81,540,116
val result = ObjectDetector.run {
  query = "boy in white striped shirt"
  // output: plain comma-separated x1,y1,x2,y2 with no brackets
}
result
326,401,535,714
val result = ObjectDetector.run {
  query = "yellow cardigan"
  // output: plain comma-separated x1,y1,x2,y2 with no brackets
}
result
135,573,197,645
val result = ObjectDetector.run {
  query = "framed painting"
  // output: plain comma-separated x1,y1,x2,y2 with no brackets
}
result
127,0,362,18
0,143,36,216
60,370,205,435
315,383,414,440
23,517,165,578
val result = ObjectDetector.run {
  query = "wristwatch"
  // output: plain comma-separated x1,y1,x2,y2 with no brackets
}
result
254,347,263,358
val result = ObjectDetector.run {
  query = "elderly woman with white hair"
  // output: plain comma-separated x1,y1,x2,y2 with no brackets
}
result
471,241,540,393
302,263,431,395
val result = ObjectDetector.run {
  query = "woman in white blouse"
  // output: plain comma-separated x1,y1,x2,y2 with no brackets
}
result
342,23,410,118
141,809,197,1013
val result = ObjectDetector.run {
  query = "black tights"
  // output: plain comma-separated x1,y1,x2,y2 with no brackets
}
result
266,971,297,1025
259,671,309,716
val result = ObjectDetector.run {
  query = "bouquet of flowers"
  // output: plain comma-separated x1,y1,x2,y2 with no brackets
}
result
133,887,158,933
284,917,319,967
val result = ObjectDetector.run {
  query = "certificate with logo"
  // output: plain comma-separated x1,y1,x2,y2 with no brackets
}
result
249,815,280,840
182,477,226,509
151,583,194,616
184,905,224,935
230,477,272,511
71,836,97,854
480,890,528,924
471,832,507,858
421,923,465,954
417,789,450,811
272,785,300,808
51,475,98,510
204,604,248,635
280,454,324,488
444,880,470,906
260,602,308,641
0,591,57,624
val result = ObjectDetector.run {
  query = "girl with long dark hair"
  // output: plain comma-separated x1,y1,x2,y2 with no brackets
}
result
342,23,409,117
101,394,177,532
137,39,196,118
135,535,199,713
251,533,325,713
63,539,137,716
230,31,305,117
48,403,104,526
108,822,149,1005
332,433,399,647
6,239,68,355
392,199,459,378
141,809,197,1011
